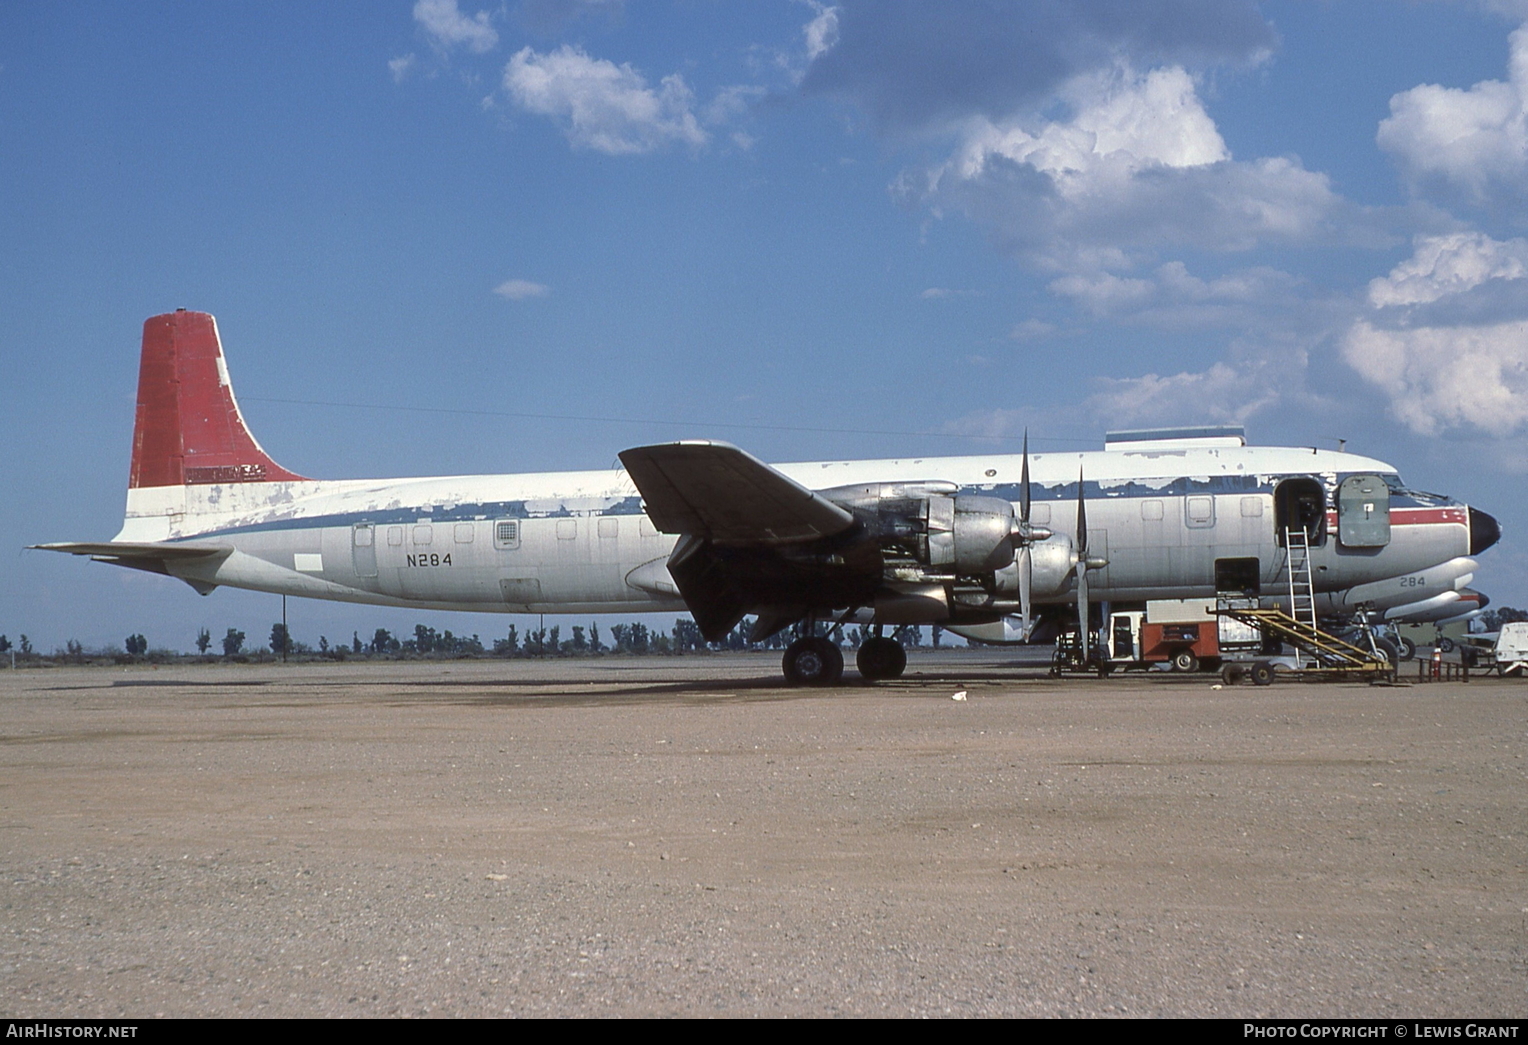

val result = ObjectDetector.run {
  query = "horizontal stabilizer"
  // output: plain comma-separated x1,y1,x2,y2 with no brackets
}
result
32,541,231,560
619,441,855,543
32,541,231,593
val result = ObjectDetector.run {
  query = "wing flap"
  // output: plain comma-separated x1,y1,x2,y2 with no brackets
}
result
619,441,855,543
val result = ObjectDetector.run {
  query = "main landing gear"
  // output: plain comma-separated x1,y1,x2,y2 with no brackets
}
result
782,636,844,685
781,632,907,685
855,636,907,681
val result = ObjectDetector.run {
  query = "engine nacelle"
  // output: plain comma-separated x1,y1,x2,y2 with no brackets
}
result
927,494,1018,575
993,538,1075,597
820,485,1020,578
819,479,1020,580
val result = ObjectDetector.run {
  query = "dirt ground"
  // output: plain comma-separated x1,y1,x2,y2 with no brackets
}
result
1,652,1524,1018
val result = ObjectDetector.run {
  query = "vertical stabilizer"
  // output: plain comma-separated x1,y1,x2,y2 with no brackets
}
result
130,310,307,489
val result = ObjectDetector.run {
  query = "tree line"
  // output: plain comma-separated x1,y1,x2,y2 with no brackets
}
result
0,619,942,665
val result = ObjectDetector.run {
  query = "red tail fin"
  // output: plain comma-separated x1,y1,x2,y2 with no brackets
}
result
129,310,308,488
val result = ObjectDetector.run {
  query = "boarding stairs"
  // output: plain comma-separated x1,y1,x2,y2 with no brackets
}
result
1215,605,1389,675
1214,528,1392,678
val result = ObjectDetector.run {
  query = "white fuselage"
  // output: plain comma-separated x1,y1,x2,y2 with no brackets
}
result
122,443,1478,619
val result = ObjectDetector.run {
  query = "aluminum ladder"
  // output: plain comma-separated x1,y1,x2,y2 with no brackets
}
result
1284,526,1318,632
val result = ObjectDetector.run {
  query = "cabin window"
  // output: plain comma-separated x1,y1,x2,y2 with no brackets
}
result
494,520,520,549
640,517,659,537
598,517,620,538
1274,477,1327,547
556,519,577,540
412,524,432,545
1141,500,1164,521
1186,496,1215,528
1337,474,1391,548
1031,503,1051,526
1240,497,1263,518
387,526,403,547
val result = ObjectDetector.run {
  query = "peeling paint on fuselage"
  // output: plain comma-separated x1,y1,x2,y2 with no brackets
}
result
124,444,1478,617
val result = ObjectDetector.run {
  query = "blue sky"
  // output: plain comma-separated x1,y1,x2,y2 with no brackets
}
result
5,1,1528,652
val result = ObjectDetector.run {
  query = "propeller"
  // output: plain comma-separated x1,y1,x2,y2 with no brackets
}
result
1076,466,1091,658
1072,465,1107,660
1007,430,1053,641
1017,432,1033,639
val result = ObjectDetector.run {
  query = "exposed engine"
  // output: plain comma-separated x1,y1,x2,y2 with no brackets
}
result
819,483,1071,623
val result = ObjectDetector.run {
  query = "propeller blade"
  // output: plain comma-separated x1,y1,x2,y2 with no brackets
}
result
1018,544,1032,639
1077,562,1090,659
1020,429,1031,526
1075,465,1088,560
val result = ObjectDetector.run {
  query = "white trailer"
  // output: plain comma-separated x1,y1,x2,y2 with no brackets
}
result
1494,621,1528,676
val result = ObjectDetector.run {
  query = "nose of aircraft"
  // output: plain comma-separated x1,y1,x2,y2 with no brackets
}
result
1469,506,1502,555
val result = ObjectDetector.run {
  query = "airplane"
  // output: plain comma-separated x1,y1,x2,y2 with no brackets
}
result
36,310,1503,685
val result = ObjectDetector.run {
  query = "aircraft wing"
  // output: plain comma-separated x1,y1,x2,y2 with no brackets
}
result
619,441,855,543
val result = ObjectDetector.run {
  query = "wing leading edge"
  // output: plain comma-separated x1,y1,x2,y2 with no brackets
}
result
618,441,855,543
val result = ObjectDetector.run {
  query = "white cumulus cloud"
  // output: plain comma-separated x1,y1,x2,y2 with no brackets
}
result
804,4,840,62
414,0,499,54
950,64,1229,181
1086,358,1286,429
1343,233,1528,436
494,279,550,300
1344,320,1528,437
1050,261,1305,329
504,45,707,154
1378,24,1528,210
1365,231,1528,308
389,54,418,83
918,64,1346,274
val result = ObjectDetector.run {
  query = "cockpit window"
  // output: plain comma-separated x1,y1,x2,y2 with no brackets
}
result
1379,473,1452,506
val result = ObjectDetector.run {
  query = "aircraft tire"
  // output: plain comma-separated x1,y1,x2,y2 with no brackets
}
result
1222,663,1246,686
1171,649,1199,673
856,637,905,681
1374,637,1400,667
783,637,844,686
1437,637,1456,653
1250,661,1276,686
1395,636,1417,661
